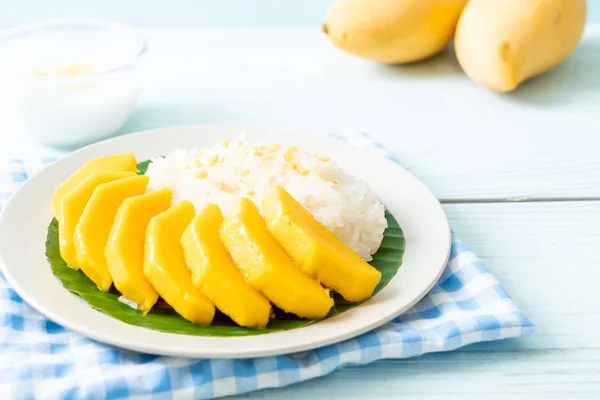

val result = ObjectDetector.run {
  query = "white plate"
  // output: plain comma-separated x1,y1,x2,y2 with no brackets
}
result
0,125,450,359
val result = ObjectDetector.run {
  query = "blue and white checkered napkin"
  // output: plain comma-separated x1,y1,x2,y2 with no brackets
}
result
0,132,533,399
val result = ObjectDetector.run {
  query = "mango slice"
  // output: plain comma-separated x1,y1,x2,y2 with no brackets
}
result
58,171,136,269
74,175,149,291
144,201,215,325
220,198,334,320
51,153,137,217
105,188,173,312
263,186,381,302
182,204,271,329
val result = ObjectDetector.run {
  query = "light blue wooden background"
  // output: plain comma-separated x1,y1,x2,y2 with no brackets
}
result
1,0,600,27
0,2,599,399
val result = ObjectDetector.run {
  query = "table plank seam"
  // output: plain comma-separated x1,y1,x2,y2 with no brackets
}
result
440,197,600,204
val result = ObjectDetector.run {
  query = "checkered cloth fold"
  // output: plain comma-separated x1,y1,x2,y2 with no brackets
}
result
0,132,533,399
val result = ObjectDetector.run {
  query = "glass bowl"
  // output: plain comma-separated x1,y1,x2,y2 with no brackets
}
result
0,19,148,148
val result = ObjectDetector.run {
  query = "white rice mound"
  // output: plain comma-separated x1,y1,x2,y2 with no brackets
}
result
145,137,387,261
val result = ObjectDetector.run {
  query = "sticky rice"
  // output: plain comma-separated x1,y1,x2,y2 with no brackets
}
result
145,137,387,260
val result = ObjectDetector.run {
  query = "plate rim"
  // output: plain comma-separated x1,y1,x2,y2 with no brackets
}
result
0,124,451,359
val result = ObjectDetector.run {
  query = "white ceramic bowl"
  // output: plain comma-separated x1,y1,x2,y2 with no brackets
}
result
0,19,147,148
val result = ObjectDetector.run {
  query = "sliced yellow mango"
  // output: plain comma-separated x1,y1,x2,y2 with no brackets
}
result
263,186,382,302
105,188,173,312
144,201,215,325
58,171,136,269
51,153,137,217
181,204,271,329
73,175,149,291
220,198,333,320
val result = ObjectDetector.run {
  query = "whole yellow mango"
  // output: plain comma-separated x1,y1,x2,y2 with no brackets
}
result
323,0,468,64
455,0,587,92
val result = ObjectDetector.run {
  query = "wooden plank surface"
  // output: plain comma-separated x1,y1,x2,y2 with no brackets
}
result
445,202,600,351
2,27,600,200
246,349,600,399
136,26,600,201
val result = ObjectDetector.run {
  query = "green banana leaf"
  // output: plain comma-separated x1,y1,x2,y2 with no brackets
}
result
45,160,405,337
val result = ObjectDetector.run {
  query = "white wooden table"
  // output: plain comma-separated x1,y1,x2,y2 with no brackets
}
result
1,25,599,399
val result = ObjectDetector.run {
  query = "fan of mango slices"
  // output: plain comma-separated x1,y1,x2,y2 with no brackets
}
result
51,153,382,329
